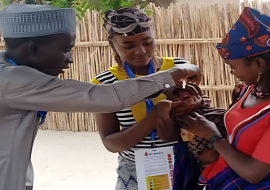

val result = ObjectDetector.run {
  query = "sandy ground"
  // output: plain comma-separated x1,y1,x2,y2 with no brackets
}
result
32,130,118,190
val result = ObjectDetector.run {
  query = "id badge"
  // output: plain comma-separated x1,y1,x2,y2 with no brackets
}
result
135,147,174,190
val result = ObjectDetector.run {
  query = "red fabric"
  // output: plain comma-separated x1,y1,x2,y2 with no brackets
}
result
202,86,270,180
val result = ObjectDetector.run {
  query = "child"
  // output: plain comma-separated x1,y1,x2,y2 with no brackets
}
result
173,85,227,160
156,84,227,190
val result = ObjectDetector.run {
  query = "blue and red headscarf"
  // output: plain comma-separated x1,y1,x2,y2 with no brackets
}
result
218,7,270,59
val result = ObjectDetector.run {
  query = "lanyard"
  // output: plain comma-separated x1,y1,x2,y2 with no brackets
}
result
8,59,47,126
124,60,156,142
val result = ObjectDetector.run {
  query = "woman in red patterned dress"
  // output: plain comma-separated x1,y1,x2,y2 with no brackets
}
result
178,7,270,190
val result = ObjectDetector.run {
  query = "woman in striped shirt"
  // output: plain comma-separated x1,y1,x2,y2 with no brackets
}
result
91,7,201,190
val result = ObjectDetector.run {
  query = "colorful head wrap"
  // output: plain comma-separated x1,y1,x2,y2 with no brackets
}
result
103,7,152,37
217,7,270,59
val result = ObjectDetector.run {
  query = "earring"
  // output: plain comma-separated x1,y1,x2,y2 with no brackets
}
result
255,71,263,97
252,70,270,98
257,71,262,83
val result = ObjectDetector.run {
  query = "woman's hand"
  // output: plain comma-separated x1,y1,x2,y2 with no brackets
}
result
156,100,181,141
156,98,200,120
176,112,220,140
156,100,174,121
169,64,201,85
171,96,202,117
156,100,190,120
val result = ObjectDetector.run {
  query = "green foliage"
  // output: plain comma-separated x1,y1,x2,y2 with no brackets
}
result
144,6,153,16
71,0,151,20
51,0,72,8
0,0,152,20
0,0,12,7
71,0,93,20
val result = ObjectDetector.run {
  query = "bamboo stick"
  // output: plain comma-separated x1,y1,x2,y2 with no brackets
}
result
0,38,224,48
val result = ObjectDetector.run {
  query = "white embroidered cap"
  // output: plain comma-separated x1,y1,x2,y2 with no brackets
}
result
0,4,76,38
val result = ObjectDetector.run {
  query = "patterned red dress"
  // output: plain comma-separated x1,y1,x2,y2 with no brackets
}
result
200,86,270,189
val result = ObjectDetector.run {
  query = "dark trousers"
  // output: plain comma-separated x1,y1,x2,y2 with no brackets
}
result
26,186,33,190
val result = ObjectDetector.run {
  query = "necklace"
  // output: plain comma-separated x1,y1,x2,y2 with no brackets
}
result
251,86,270,99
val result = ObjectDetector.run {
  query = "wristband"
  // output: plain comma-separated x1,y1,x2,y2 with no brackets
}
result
209,134,223,144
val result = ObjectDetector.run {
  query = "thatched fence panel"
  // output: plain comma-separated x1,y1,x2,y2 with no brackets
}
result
2,1,268,131
40,1,246,131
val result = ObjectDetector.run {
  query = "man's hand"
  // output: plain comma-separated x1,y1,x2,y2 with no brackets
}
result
169,64,201,85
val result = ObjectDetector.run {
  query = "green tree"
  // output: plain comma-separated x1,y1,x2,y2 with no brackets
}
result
51,0,73,8
0,0,152,20
0,0,12,7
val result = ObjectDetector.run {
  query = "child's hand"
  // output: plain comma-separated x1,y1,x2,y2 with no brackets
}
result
232,84,244,102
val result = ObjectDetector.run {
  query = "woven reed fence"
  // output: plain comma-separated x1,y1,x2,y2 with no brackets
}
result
1,0,267,131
